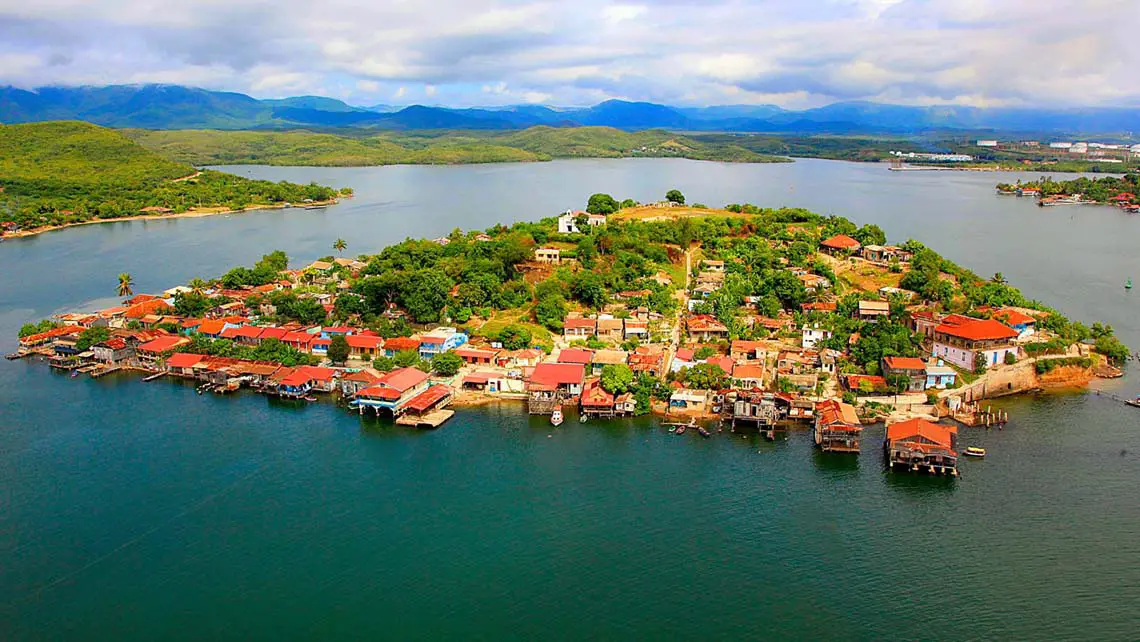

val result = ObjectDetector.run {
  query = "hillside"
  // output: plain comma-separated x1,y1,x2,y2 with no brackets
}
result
125,126,787,166
0,122,343,232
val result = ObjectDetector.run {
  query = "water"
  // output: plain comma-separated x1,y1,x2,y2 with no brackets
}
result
2,159,1139,639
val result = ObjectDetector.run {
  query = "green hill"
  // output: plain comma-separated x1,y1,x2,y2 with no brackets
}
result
125,126,788,166
0,122,343,231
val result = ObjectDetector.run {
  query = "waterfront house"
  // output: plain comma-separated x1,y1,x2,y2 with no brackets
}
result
731,363,766,390
92,337,133,364
563,317,597,340
275,365,338,397
820,234,861,256
454,347,500,366
346,334,385,361
340,368,383,396
856,300,891,322
401,384,454,418
355,367,431,413
686,315,728,342
881,356,928,392
668,388,710,414
165,352,204,377
885,418,958,475
814,399,862,453
925,361,957,389
931,314,1019,371
136,335,190,369
801,324,833,349
727,390,778,429
534,247,562,264
528,363,585,397
580,378,616,417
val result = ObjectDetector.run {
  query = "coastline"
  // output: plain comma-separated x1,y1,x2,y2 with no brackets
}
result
2,198,343,240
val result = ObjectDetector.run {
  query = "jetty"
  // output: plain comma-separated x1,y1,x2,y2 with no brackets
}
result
396,409,455,428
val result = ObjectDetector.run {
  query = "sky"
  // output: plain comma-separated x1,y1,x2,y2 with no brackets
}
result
1,0,1138,109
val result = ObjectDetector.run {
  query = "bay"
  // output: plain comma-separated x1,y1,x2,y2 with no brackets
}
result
2,159,1138,640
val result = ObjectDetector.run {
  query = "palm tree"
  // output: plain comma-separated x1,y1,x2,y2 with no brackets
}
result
117,273,134,298
188,278,207,292
992,272,1006,284
333,238,347,255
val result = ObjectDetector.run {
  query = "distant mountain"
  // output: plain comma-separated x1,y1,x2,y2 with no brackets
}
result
2,84,1138,135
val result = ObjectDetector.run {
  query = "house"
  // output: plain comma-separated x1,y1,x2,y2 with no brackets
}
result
453,347,500,366
355,367,432,413
798,274,831,291
931,314,1019,371
856,300,891,322
910,310,940,339
882,356,928,392
275,366,338,398
842,374,888,395
528,362,585,399
728,390,779,429
558,348,595,365
346,334,385,361
669,388,710,414
580,378,617,417
991,308,1036,340
801,324,833,349
534,247,562,264
563,317,597,340
686,315,728,342
705,355,735,376
420,327,470,358
92,337,133,364
629,349,665,377
596,318,624,342
925,361,957,390
590,349,628,375
623,320,649,341
820,234,861,255
383,336,422,357
730,340,766,362
557,210,606,234
731,363,766,389
165,352,205,377
862,245,913,263
777,350,819,375
124,298,173,320
701,260,725,273
671,347,697,372
281,330,316,352
341,368,384,396
885,418,958,475
136,335,190,369
814,399,862,453
496,348,543,369
801,301,837,313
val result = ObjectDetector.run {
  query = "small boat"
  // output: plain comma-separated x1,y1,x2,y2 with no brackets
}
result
964,447,986,457
579,413,588,423
550,409,563,426
1126,279,1133,290
675,424,687,435
303,396,318,402
668,426,677,433
70,370,79,378
696,426,711,439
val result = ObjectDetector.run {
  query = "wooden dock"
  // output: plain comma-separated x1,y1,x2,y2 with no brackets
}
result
396,409,455,428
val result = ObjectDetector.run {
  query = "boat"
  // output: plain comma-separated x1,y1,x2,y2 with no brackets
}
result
675,424,687,435
1126,279,1133,290
579,413,588,423
70,370,79,378
696,425,711,439
303,395,318,402
668,426,677,433
550,409,563,426
964,446,986,457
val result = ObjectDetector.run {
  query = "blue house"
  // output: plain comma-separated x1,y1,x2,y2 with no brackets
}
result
924,361,957,390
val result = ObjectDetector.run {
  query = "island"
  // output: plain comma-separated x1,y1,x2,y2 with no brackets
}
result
12,190,1130,474
997,174,1140,211
0,122,351,237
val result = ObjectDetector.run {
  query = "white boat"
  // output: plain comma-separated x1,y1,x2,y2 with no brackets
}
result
550,409,563,426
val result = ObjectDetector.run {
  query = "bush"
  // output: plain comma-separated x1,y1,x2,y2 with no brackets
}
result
1004,351,1017,365
432,351,463,376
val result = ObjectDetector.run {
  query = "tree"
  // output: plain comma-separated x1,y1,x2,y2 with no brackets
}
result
75,326,110,351
432,351,463,376
570,271,607,308
372,356,395,372
117,272,134,297
853,223,886,247
327,334,350,364
187,278,208,293
600,364,635,394
534,295,568,331
333,238,347,255
665,189,685,205
498,324,533,350
973,352,989,375
619,198,637,209
694,346,717,359
393,349,423,368
586,193,618,215
684,363,727,390
399,268,453,323
173,290,213,317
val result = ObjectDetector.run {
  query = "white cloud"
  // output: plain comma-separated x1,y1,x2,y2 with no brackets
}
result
0,0,1136,107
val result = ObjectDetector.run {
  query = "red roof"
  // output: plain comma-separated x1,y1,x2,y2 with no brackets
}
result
125,299,173,319
844,374,887,390
935,314,1018,342
197,319,227,335
232,326,265,339
454,347,499,359
346,335,384,349
357,385,403,401
99,337,128,350
138,335,189,353
581,379,615,407
882,356,927,371
687,314,727,332
558,348,594,364
887,418,957,450
258,327,288,341
529,363,585,388
377,367,429,392
992,308,1035,326
384,337,421,352
403,385,452,413
343,369,383,384
821,234,861,250
816,399,860,428
418,336,445,345
564,318,597,330
165,352,203,369
674,348,695,361
732,363,765,380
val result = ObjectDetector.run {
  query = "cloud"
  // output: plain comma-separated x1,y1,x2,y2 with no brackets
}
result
0,0,1136,107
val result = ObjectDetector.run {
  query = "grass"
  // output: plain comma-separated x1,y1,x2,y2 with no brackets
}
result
472,308,553,343
828,257,904,294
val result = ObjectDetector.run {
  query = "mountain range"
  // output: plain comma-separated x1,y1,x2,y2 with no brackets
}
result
2,84,1138,136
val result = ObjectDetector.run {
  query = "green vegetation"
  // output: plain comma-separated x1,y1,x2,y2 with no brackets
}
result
326,335,350,364
431,351,463,376
125,126,788,167
997,174,1140,203
0,122,345,230
18,319,59,338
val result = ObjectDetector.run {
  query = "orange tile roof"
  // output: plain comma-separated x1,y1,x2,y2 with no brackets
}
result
166,352,203,369
529,363,585,387
887,418,957,450
935,314,1019,342
883,356,927,371
403,385,452,413
821,234,861,250
138,335,189,353
196,319,227,335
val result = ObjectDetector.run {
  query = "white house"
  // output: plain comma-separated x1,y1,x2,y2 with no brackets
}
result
557,210,607,234
801,324,833,349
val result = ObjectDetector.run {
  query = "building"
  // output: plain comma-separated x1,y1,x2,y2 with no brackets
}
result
857,300,891,322
731,363,766,389
628,349,665,377
596,318,624,343
668,388,710,414
453,347,500,366
925,361,957,389
383,336,422,357
801,324,833,349
623,320,649,341
136,335,190,369
355,367,432,413
881,356,927,392
801,301,837,313
730,340,766,362
686,315,728,342
92,337,133,364
885,418,958,475
814,399,862,453
557,210,606,234
534,247,562,264
341,368,384,396
991,308,1036,340
527,363,586,414
701,259,725,273
931,314,1019,371
580,378,617,417
819,234,861,255
418,328,467,359
862,245,912,263
346,334,385,361
590,349,628,375
976,140,999,147
563,317,597,340
799,273,831,292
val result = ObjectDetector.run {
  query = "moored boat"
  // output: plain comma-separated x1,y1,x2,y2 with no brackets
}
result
964,446,986,457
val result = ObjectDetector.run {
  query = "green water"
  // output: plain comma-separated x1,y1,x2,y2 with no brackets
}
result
3,159,1139,639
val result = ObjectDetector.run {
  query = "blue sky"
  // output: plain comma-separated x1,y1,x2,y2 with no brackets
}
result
1,0,1137,108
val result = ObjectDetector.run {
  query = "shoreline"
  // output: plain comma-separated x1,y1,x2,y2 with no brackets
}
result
2,198,343,240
